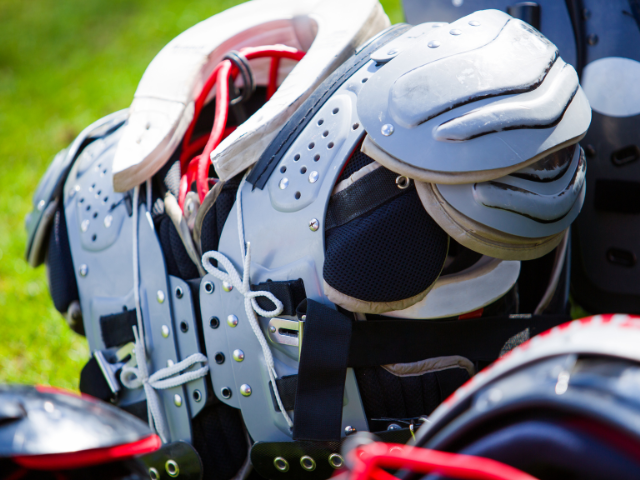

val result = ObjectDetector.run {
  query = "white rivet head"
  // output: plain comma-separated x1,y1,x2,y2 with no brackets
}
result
345,425,357,435
452,0,463,6
227,315,238,327
233,349,245,362
240,384,252,396
270,325,276,333
37,199,46,211
157,290,165,304
279,178,289,190
381,124,394,136
309,218,320,232
79,264,88,277
222,281,233,292
104,214,112,228
450,29,462,35
44,401,54,413
161,325,170,338
469,20,480,26
81,219,90,232
309,171,319,183
428,40,441,48
174,394,182,407
167,359,174,367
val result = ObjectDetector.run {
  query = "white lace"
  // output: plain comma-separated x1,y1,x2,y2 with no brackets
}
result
201,172,294,428
120,182,210,443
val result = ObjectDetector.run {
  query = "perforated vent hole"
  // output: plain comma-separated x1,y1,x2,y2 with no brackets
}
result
317,119,324,126
103,196,109,203
96,190,101,196
91,234,97,242
362,78,368,83
294,154,300,161
300,167,307,174
308,142,315,150
314,154,320,162
328,142,335,149
79,198,85,203
92,212,98,219
280,166,287,173
353,123,360,130
332,108,339,114
323,131,329,137
295,192,301,200
86,205,91,211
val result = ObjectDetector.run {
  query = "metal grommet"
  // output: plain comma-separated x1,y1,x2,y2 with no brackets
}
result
395,176,410,189
221,387,232,399
175,286,184,299
149,467,160,480
300,456,316,471
165,459,180,477
328,453,344,469
204,281,214,294
214,352,225,364
274,457,289,472
193,389,202,402
210,316,220,329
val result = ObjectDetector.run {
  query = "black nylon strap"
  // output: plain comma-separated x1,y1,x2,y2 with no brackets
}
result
251,278,306,316
325,167,411,231
79,356,113,401
269,375,298,412
100,309,137,348
293,300,352,441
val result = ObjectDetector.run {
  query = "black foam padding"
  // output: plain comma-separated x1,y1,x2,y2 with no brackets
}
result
156,214,199,280
191,402,248,480
354,365,470,422
324,189,449,303
79,356,112,401
200,175,242,254
336,149,375,184
46,206,79,314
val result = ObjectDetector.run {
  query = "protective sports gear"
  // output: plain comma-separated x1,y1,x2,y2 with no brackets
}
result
27,5,591,480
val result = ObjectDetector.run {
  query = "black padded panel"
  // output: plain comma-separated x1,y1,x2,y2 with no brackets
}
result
200,175,241,254
324,189,449,303
46,206,79,314
191,402,248,480
336,149,375,184
156,214,199,280
354,365,470,422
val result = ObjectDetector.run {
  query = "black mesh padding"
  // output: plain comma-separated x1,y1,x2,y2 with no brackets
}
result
324,190,449,302
336,149,375,183
156,214,199,280
46,206,79,313
200,175,242,254
192,402,248,480
354,365,470,421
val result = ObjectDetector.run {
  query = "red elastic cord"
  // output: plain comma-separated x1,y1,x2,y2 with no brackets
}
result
12,434,161,471
347,443,539,480
178,44,305,210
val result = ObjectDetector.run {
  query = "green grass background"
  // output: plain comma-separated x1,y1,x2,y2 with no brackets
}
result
0,0,404,389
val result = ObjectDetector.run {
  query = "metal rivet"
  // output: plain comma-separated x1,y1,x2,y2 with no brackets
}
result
279,178,289,190
233,349,245,362
204,281,214,294
469,20,480,26
270,326,276,333
449,29,461,35
104,214,112,228
428,40,441,48
240,384,252,396
157,290,165,304
452,0,463,6
174,394,182,407
274,457,289,472
227,315,238,327
81,219,90,232
345,425,357,436
37,199,46,211
387,423,402,430
222,281,233,292
167,359,174,367
221,387,232,399
381,124,394,136
44,401,54,413
175,286,183,299
300,456,316,471
309,218,319,232
149,467,160,480
328,453,344,469
193,389,202,402
79,264,88,277
161,325,170,338
308,171,319,183
165,459,179,477
395,176,410,189
587,34,599,46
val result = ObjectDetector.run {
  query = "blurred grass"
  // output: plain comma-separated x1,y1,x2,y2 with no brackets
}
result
0,0,404,389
